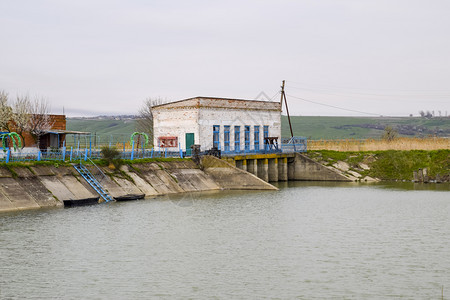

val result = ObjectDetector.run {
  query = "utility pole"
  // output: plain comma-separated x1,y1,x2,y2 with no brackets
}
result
280,80,294,139
280,80,285,104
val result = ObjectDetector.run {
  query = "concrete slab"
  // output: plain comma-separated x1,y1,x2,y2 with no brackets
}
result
0,167,12,178
154,170,185,193
202,156,277,190
98,177,128,198
51,166,75,176
29,166,55,176
17,177,61,208
11,167,34,178
140,171,175,194
168,169,198,192
0,188,16,212
39,177,76,201
113,177,145,195
188,170,221,190
170,169,220,192
0,178,40,210
60,176,97,199
126,172,159,196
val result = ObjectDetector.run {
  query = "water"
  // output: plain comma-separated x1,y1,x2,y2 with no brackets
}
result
1,182,449,299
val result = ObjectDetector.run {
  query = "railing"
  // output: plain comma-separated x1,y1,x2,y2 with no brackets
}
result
220,143,307,156
0,139,307,163
84,158,108,183
0,146,186,164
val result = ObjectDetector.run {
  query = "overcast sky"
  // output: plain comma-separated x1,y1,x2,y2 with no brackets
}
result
1,0,449,117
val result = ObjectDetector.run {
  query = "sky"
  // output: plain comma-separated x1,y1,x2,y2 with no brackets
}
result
1,0,449,117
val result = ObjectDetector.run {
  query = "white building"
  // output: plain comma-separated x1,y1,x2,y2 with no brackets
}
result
152,97,281,153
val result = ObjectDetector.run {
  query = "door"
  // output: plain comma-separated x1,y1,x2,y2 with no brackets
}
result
185,133,194,156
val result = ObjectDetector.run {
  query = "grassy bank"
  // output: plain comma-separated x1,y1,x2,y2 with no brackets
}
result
305,149,450,181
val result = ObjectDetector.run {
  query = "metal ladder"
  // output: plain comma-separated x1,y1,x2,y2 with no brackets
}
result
73,163,114,202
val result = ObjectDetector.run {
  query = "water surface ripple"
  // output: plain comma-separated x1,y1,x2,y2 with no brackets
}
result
1,182,449,299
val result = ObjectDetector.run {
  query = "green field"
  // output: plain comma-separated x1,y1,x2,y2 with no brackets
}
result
67,116,450,141
281,116,450,139
67,119,137,136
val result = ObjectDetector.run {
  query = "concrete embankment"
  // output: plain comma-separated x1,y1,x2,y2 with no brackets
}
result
224,153,351,182
0,157,275,213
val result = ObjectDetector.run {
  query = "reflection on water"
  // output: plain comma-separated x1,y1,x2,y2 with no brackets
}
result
1,182,449,299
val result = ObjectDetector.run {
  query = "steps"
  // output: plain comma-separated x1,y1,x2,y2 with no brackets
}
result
73,164,114,202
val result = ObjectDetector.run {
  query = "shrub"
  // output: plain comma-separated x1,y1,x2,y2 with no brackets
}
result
100,146,122,169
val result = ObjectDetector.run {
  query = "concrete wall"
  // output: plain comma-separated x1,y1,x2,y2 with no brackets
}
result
293,154,351,181
0,158,277,213
201,156,277,190
227,153,351,182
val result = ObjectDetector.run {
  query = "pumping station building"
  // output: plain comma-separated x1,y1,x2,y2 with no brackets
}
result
152,97,282,154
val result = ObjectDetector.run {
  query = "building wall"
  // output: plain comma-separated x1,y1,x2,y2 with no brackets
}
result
152,108,199,149
198,107,281,151
7,114,66,148
152,98,281,151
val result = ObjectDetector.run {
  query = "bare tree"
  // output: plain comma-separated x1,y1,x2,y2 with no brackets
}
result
0,90,13,131
382,125,398,141
136,97,166,146
11,95,31,145
27,97,53,148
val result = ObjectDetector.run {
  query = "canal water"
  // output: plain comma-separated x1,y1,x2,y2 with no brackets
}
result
1,182,449,299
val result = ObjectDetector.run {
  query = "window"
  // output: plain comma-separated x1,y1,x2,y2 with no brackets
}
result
213,125,220,149
234,126,240,152
224,126,230,152
254,126,260,151
244,125,250,151
263,125,269,150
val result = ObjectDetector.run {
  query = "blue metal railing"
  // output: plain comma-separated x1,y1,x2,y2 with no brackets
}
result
0,138,307,163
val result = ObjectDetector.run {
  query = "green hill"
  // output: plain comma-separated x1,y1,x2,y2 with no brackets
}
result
67,116,450,142
281,116,450,139
67,119,137,136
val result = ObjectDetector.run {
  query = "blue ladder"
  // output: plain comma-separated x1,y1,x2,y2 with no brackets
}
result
73,164,114,202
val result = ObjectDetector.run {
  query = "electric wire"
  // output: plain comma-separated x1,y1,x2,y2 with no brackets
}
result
286,93,383,116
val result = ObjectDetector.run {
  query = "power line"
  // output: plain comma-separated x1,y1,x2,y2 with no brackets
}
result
287,85,450,98
286,79,450,94
286,93,383,116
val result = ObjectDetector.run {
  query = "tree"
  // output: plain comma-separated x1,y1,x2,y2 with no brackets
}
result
136,97,166,146
0,90,13,131
11,95,31,146
382,125,398,142
27,97,53,148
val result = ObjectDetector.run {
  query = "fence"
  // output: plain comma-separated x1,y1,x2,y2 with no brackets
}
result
1,135,309,163
1,142,308,164
0,146,185,163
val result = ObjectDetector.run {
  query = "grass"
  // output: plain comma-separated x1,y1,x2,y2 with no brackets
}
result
0,160,71,168
67,119,137,136
306,149,450,181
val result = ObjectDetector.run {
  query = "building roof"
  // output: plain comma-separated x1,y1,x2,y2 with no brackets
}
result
152,96,281,111
43,129,90,135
